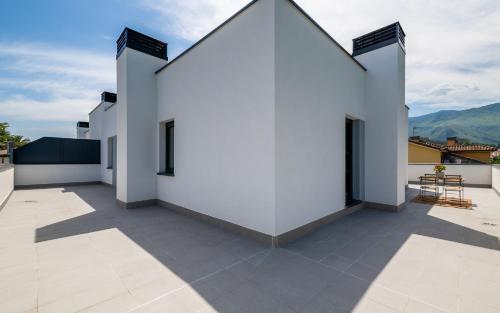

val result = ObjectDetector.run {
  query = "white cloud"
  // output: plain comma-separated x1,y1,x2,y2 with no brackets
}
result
141,0,500,115
0,94,97,121
100,35,114,41
2,0,499,140
0,42,115,123
0,43,114,83
141,0,246,42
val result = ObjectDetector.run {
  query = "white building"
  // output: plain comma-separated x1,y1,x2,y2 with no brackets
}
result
77,0,408,245
77,92,118,186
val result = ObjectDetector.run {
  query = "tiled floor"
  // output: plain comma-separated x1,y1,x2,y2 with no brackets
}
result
0,185,499,313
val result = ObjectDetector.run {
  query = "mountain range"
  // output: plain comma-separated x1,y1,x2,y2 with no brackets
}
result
409,103,500,146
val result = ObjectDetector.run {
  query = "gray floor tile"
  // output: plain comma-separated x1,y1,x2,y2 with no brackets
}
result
228,282,297,313
345,262,380,281
320,253,354,271
1,184,500,313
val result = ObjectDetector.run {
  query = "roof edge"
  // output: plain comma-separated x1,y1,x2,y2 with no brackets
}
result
448,147,497,152
446,151,488,164
155,0,259,74
409,138,497,153
155,0,367,74
408,140,443,152
88,92,117,116
88,102,104,116
287,0,366,71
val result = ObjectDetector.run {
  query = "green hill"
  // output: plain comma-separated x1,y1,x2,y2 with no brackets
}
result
409,103,500,146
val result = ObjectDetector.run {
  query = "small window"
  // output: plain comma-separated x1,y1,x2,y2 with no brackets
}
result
165,121,174,175
159,120,174,176
107,137,113,169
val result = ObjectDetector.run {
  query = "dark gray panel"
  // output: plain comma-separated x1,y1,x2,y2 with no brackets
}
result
13,137,100,164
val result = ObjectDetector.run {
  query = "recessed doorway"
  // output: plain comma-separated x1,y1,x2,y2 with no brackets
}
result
346,118,364,206
346,119,354,205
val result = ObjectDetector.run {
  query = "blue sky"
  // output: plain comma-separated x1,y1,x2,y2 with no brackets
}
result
1,0,499,140
0,0,192,140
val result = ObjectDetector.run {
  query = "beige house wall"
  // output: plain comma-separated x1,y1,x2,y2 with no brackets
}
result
453,151,491,163
408,142,442,163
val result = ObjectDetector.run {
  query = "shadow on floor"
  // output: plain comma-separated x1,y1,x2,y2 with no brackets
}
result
34,185,500,312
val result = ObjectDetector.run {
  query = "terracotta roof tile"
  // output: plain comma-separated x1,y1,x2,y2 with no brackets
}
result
408,138,445,151
446,144,497,152
409,137,496,153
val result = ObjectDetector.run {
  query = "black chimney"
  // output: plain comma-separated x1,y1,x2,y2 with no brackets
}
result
117,28,168,60
101,92,117,103
353,22,406,56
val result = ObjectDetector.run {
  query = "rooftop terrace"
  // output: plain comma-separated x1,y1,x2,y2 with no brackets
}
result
0,184,499,312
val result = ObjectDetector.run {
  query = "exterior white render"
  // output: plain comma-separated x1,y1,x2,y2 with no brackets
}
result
14,164,101,187
77,0,408,243
78,93,118,186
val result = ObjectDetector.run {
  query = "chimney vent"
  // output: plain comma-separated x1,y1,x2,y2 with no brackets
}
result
353,22,405,56
117,28,168,60
77,121,89,128
101,92,117,103
447,137,458,146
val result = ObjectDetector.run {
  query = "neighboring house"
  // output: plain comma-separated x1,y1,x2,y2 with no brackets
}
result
408,138,442,163
445,137,496,163
408,136,496,164
75,0,408,244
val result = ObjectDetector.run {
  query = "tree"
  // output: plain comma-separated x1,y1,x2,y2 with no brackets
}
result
0,122,30,149
460,138,471,146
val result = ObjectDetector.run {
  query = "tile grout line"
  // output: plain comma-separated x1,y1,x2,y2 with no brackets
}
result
456,254,465,313
316,225,388,266
72,233,133,313
344,233,458,313
14,186,497,313
315,214,404,265
284,248,455,313
124,247,273,313
284,248,410,311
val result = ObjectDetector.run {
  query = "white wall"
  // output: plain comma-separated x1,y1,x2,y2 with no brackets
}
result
274,0,366,235
88,102,117,185
356,43,406,207
14,165,101,187
0,165,14,207
400,106,409,188
492,165,500,193
76,127,89,139
88,105,102,140
156,0,276,235
408,164,492,187
117,49,167,204
117,52,128,201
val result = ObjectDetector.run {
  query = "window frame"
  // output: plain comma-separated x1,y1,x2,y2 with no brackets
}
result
159,120,175,176
106,137,113,169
